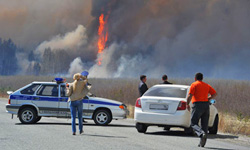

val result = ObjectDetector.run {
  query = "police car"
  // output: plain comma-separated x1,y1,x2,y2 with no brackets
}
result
6,78,129,125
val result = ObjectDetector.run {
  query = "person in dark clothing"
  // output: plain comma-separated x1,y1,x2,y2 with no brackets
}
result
138,75,148,96
186,73,217,147
162,74,172,84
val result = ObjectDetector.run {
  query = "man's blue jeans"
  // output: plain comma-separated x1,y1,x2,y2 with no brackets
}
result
69,100,83,133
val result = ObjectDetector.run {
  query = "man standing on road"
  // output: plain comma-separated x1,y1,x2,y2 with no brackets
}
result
162,74,172,84
186,73,217,147
139,75,148,96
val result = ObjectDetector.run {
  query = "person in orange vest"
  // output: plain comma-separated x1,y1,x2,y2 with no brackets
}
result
186,73,217,147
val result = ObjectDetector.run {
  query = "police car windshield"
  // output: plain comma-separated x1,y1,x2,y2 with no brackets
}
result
143,86,187,98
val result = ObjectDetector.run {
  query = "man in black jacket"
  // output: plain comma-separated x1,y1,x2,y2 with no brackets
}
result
162,74,172,84
139,75,148,96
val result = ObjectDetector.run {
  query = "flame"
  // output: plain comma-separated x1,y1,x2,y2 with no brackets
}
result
97,13,109,65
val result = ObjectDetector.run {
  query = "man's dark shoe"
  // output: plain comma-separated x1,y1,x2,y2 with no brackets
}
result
73,132,76,135
80,130,84,134
198,134,207,147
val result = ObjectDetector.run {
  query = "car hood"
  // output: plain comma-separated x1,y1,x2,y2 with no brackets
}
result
89,97,122,105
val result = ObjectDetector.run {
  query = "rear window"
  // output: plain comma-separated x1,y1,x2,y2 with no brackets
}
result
143,86,188,98
20,84,41,95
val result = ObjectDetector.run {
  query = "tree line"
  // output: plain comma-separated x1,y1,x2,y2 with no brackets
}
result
0,38,72,76
0,38,19,75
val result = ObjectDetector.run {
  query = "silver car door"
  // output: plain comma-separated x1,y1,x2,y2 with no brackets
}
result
58,84,69,117
83,96,90,118
16,84,41,105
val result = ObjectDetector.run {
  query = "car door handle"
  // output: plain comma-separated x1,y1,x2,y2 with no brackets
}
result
33,97,39,100
60,98,67,101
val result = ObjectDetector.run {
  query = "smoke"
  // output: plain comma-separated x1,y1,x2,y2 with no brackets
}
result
35,25,88,56
1,0,250,79
68,57,84,77
114,54,144,78
16,52,30,74
88,43,117,78
88,0,250,79
0,0,92,49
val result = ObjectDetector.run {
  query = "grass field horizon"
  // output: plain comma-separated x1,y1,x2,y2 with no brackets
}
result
0,76,249,135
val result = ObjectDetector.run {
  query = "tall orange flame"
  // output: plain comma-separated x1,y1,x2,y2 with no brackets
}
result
97,14,108,65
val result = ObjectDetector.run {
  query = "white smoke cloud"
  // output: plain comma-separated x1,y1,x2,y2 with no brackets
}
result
0,0,92,49
68,57,84,77
114,54,143,78
35,24,88,56
66,42,122,78
88,43,117,78
16,52,30,74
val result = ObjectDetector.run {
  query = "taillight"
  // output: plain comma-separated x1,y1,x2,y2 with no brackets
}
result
8,99,11,104
135,98,141,108
177,101,186,110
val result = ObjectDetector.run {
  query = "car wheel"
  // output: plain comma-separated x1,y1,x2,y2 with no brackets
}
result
93,109,112,126
209,115,219,134
136,123,148,133
184,127,195,136
163,127,170,131
19,107,37,124
34,116,42,123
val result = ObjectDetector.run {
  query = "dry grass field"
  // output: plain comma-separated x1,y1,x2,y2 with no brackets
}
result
0,76,249,135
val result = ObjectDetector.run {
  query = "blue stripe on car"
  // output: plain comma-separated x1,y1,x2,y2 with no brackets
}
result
10,95,120,106
88,100,119,106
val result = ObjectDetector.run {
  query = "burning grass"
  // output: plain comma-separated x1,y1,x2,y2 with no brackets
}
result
0,76,249,135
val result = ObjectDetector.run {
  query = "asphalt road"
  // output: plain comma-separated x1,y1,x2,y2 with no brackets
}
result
0,98,249,150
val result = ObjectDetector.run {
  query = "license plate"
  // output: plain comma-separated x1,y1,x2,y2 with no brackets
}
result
150,104,168,110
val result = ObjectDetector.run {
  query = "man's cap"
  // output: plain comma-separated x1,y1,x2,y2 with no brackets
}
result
81,71,89,76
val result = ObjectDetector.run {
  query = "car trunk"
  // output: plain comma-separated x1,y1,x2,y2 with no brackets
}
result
141,96,185,114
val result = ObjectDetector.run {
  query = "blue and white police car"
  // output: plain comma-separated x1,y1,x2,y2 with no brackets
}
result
6,78,129,125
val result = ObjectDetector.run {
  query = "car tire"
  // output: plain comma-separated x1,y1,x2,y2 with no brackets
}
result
184,127,195,136
136,123,148,133
209,115,219,134
19,107,38,124
93,109,112,126
163,126,170,131
34,116,42,123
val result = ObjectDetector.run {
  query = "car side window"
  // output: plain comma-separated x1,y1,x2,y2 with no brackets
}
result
20,84,41,95
37,85,59,97
60,85,66,97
